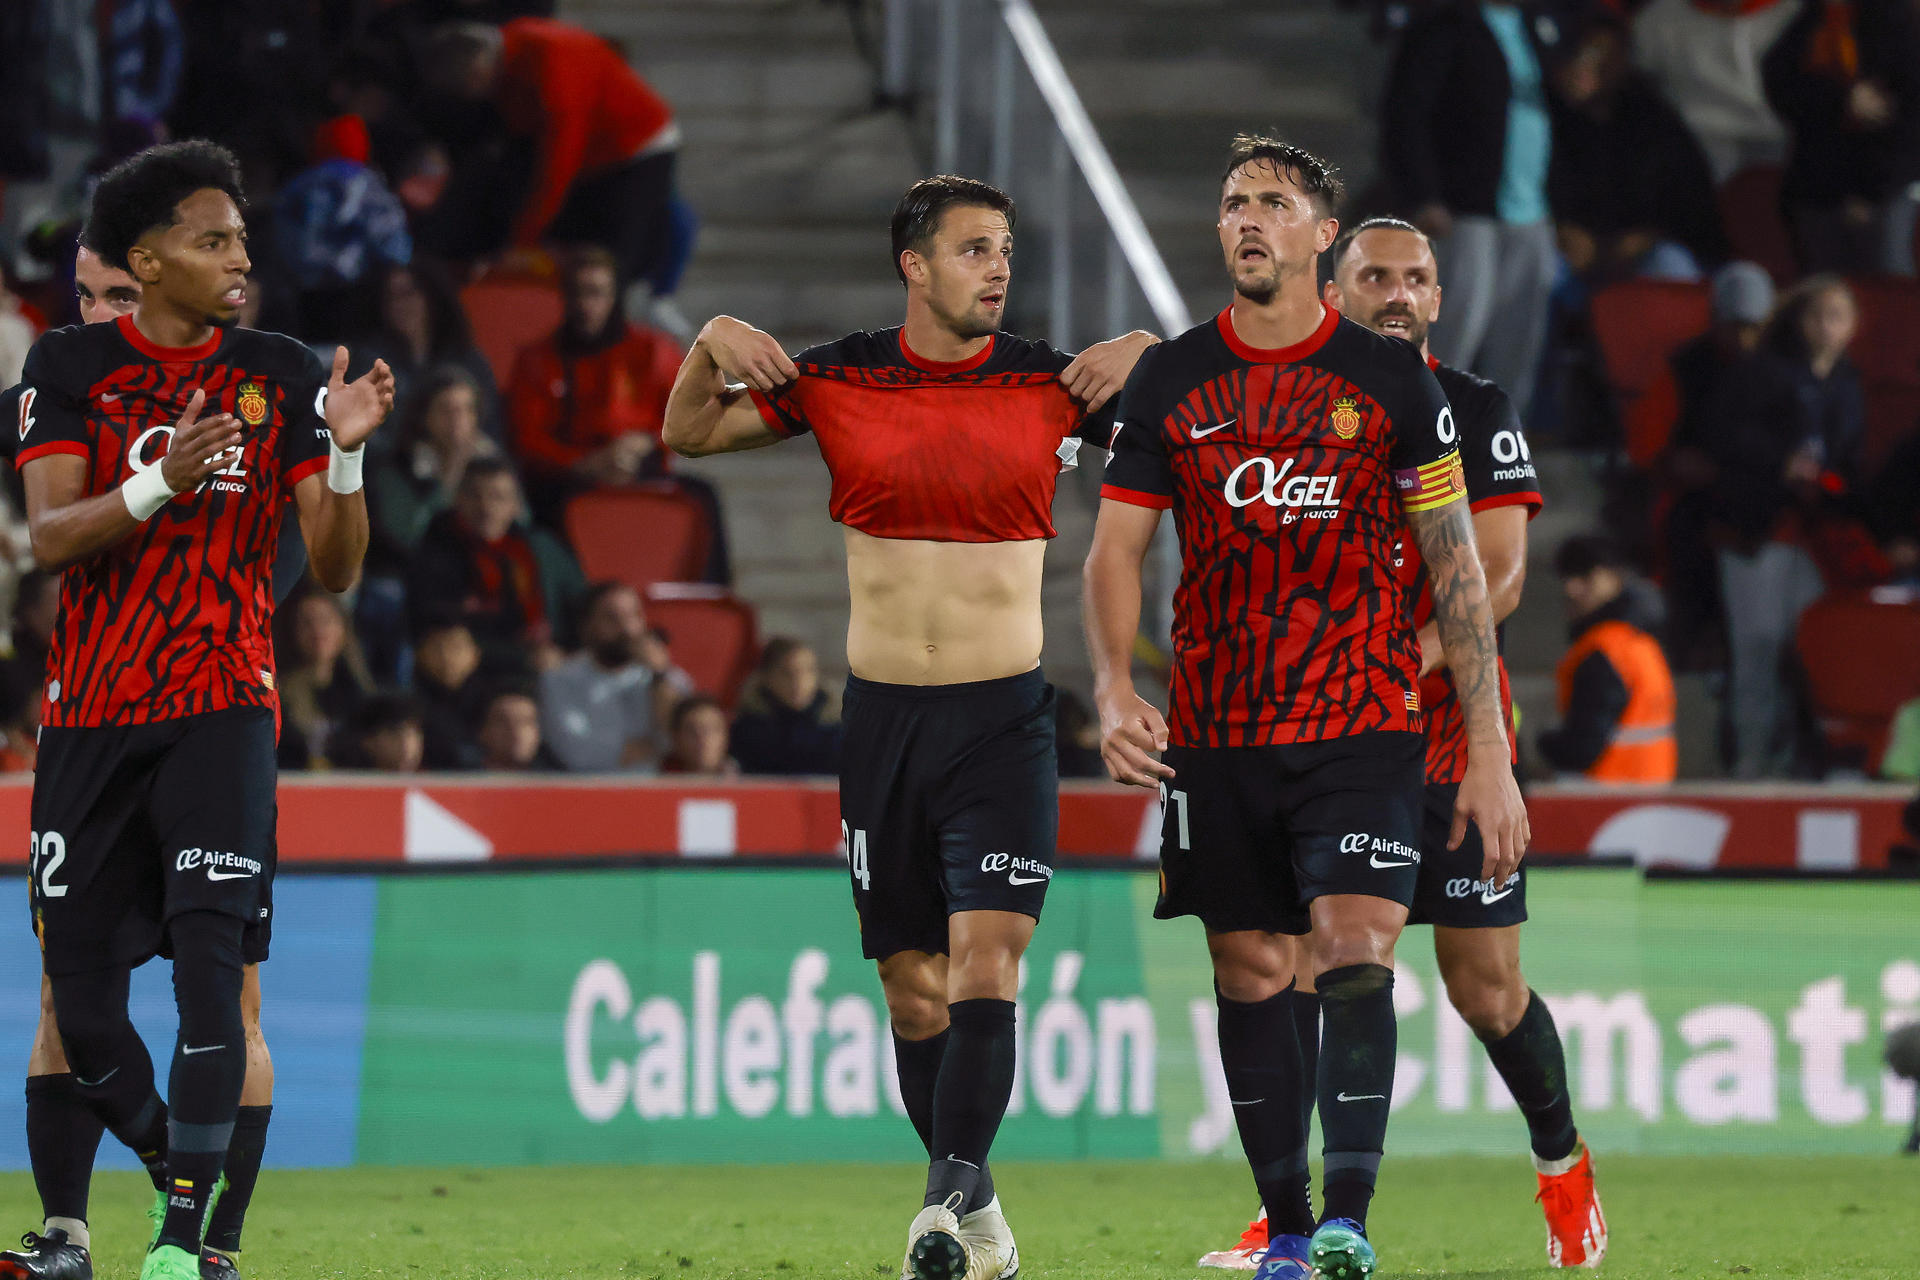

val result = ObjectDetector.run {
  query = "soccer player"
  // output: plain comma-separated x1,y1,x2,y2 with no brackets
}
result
662,175,1155,1280
1083,136,1529,1280
1325,218,1601,1264
11,141,391,1280
0,241,284,1280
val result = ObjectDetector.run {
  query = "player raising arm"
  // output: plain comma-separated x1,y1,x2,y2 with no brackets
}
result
665,175,1152,1280
15,141,390,1280
1082,135,1526,1280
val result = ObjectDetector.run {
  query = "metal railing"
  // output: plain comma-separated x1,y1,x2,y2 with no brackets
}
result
879,0,1193,351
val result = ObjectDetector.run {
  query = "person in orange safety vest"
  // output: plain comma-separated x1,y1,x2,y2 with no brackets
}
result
1540,534,1677,783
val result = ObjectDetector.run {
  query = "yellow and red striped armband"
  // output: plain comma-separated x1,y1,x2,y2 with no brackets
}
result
1394,449,1466,514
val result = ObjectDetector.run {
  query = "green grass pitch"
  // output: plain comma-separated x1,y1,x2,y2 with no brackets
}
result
9,1155,1915,1278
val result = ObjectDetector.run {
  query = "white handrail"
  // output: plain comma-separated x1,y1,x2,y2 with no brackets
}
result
996,0,1193,337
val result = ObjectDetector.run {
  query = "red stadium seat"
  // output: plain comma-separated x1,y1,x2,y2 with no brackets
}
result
460,272,564,388
1845,276,1920,388
1589,279,1712,409
1717,165,1796,284
644,585,760,707
1796,589,1920,772
565,485,713,594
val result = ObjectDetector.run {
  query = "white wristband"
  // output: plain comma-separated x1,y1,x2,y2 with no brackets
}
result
120,466,179,521
327,440,365,494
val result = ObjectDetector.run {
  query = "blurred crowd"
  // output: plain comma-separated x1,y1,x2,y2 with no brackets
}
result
1364,0,1920,780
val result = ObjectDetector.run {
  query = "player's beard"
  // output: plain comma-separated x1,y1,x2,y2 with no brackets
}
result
1370,305,1428,349
940,298,1004,342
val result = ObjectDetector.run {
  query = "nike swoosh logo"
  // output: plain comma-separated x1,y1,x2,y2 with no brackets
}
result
1191,420,1234,439
75,1067,118,1088
1481,885,1516,905
206,869,253,881
1335,1092,1386,1102
100,393,120,403
181,1044,227,1056
1008,872,1049,885
1369,853,1415,869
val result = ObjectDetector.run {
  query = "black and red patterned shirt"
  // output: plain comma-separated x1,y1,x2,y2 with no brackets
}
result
1103,307,1463,748
1402,357,1544,784
15,314,333,728
748,328,1114,542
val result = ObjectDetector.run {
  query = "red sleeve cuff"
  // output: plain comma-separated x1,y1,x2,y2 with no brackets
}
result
285,454,331,487
1469,491,1543,519
1100,483,1174,510
15,441,89,469
746,389,800,438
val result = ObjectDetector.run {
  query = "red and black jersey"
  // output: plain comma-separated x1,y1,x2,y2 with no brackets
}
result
748,328,1115,542
15,315,334,728
1401,358,1544,784
1103,307,1464,748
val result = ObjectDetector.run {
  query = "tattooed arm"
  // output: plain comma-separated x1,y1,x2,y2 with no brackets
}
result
1405,495,1531,881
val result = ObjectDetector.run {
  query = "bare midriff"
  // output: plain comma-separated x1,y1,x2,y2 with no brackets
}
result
843,528,1045,686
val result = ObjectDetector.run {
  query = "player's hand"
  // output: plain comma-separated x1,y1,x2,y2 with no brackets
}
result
160,390,242,493
323,348,396,452
1095,685,1175,788
1062,330,1159,413
1453,753,1529,885
700,316,797,393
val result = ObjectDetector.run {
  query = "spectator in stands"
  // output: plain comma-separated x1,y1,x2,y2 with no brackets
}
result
413,613,487,770
1631,0,1800,181
540,581,693,772
661,694,739,778
1763,0,1920,276
729,637,841,776
1760,275,1866,505
475,681,557,771
1055,689,1107,779
352,259,505,444
1644,261,1778,667
1549,17,1726,281
335,694,428,773
271,114,413,342
277,589,375,769
406,456,585,672
370,365,501,570
1382,0,1562,417
507,246,676,513
419,18,680,287
1539,534,1678,784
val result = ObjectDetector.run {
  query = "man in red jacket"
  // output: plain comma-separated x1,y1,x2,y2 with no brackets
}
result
424,18,680,284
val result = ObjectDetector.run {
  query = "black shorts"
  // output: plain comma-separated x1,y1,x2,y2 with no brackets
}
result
1406,781,1527,928
30,708,277,976
840,669,1057,962
1153,731,1425,935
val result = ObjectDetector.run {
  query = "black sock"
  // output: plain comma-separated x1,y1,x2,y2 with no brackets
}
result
48,966,169,1190
1216,984,1313,1238
204,1105,271,1254
158,912,247,1253
1292,989,1322,1151
895,1029,996,1215
1478,990,1578,1163
922,999,1016,1213
25,1074,104,1227
1316,964,1395,1231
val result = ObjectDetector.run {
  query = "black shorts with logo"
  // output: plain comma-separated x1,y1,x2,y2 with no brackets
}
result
839,669,1057,961
1406,781,1527,928
1153,731,1425,935
30,707,277,976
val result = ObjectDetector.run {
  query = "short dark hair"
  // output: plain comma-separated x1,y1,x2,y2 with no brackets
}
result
889,176,1016,287
577,580,640,631
756,635,808,674
353,693,425,737
670,692,726,735
82,140,246,273
1554,534,1628,580
457,454,517,491
1219,133,1344,217
1329,217,1428,278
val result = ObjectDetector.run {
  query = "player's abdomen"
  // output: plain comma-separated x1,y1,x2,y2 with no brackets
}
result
843,531,1046,686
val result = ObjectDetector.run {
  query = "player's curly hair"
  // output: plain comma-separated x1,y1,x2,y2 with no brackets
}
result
890,175,1017,287
82,139,246,273
1220,133,1344,218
